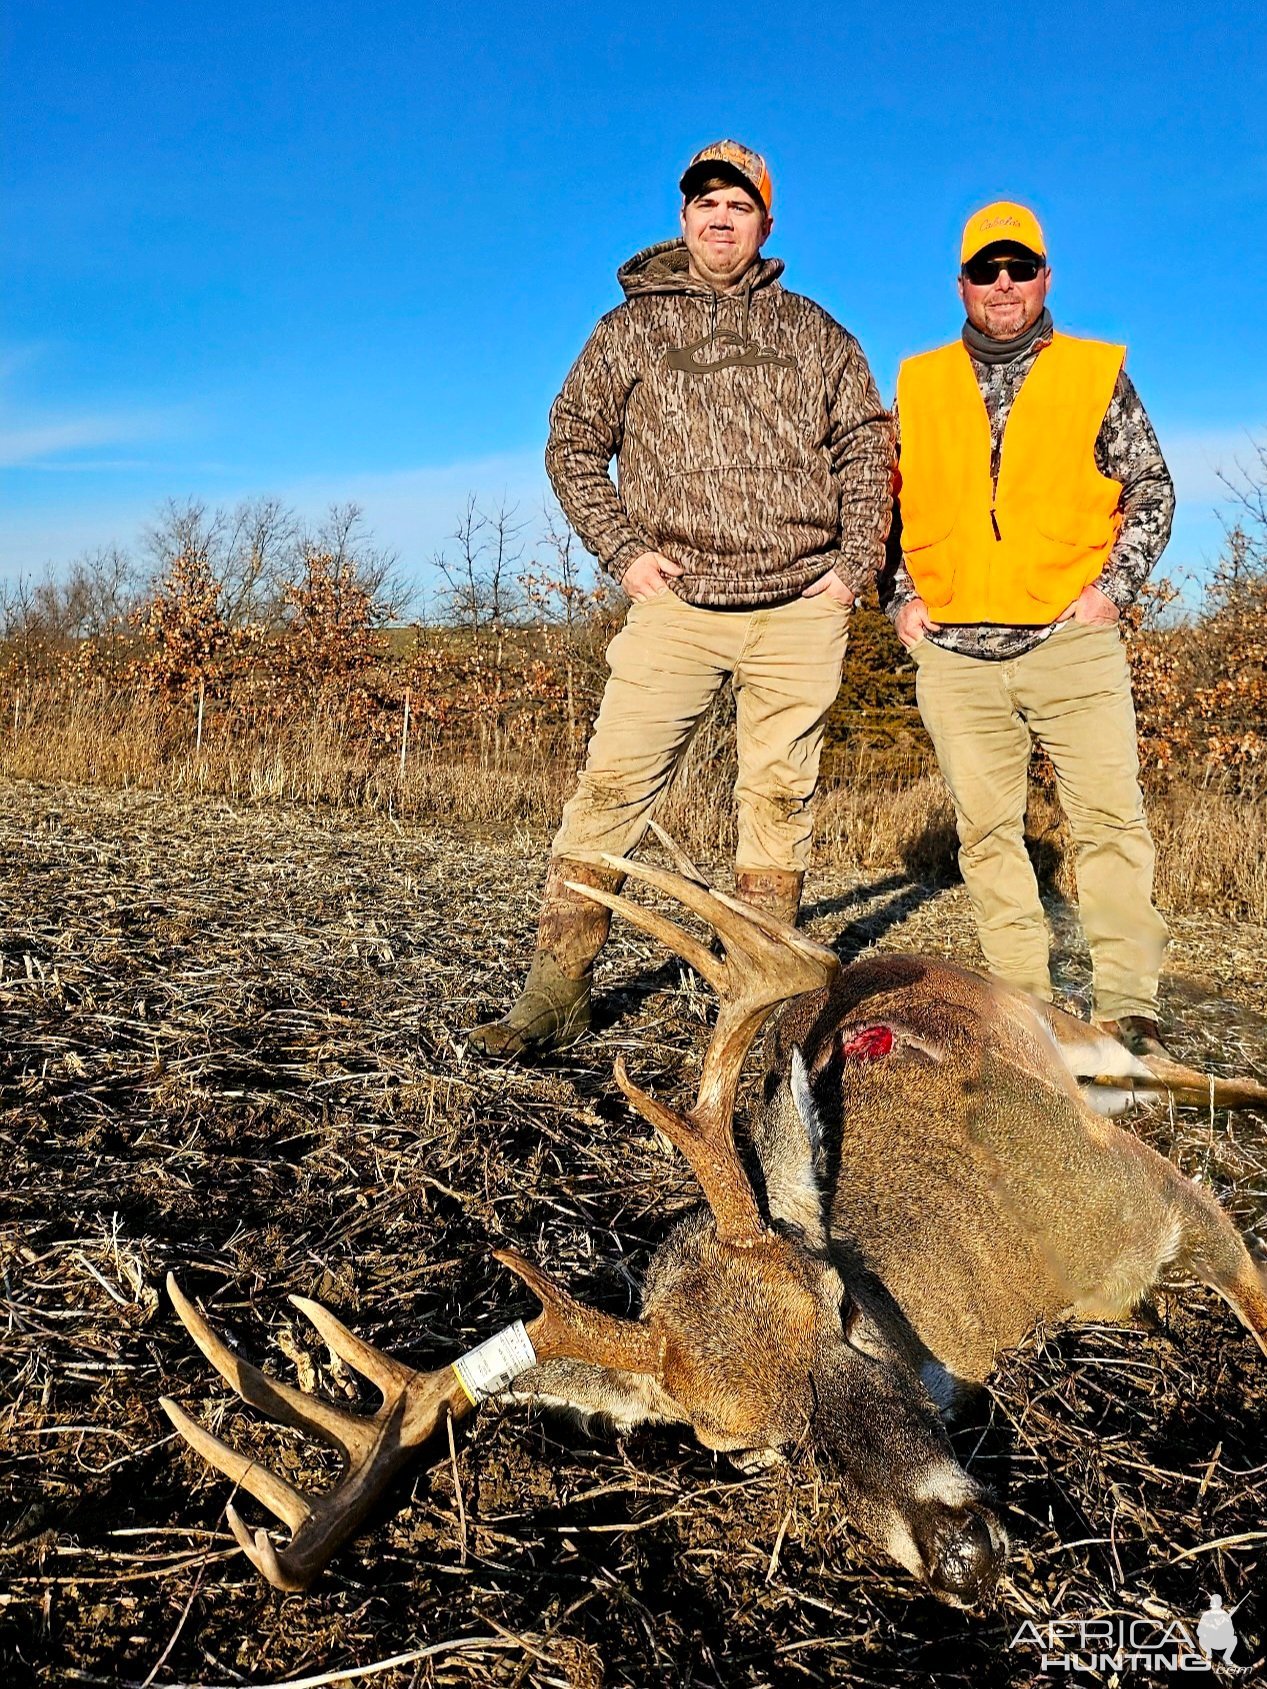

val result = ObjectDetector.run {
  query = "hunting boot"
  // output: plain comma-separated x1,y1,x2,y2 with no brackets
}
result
1099,1014,1177,1065
468,857,624,1058
734,867,805,929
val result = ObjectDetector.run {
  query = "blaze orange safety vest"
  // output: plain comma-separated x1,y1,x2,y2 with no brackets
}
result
895,332,1126,624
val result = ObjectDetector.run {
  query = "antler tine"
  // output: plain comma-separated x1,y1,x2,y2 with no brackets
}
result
645,818,708,885
163,1275,471,1591
599,853,840,981
612,1054,767,1244
495,1248,663,1376
288,1295,417,1397
166,1273,379,1463
566,879,727,994
159,1395,311,1531
571,841,839,1247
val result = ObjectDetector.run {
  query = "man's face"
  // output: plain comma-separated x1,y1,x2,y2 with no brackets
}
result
957,249,1051,339
681,181,772,289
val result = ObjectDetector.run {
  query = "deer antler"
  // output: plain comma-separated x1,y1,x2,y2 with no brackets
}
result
161,1253,661,1590
568,832,839,1247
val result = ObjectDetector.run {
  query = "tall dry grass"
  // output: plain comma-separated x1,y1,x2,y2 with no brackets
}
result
6,681,1265,918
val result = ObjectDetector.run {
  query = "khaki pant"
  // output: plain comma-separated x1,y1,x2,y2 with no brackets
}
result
911,620,1167,1020
552,588,850,874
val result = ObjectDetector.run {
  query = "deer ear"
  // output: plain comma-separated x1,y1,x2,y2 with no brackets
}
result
790,1047,823,1160
759,1047,828,1251
749,1047,829,1249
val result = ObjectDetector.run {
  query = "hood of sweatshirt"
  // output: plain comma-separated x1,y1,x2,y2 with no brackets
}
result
616,237,785,300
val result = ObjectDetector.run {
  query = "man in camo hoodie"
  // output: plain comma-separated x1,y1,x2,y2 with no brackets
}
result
471,141,893,1057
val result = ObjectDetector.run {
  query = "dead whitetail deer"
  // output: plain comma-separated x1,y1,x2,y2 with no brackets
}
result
163,826,1267,1605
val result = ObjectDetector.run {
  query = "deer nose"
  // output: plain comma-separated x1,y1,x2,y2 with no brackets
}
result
919,1505,1006,1606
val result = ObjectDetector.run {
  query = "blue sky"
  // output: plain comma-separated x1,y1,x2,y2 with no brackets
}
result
4,1,1265,601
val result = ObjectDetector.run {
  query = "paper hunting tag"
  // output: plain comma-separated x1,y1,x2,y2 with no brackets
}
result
451,1322,538,1405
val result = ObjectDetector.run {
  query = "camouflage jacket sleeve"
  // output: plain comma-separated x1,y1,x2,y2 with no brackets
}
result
879,402,916,621
822,325,896,597
545,312,653,583
1091,370,1175,610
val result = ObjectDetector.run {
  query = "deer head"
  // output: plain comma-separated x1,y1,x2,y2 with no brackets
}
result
162,826,1006,1604
568,835,1006,1604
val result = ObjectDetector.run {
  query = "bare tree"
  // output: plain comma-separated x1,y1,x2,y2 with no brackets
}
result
143,498,223,578
0,547,142,682
432,496,526,639
1216,436,1267,594
0,572,48,680
1218,437,1267,528
219,498,300,627
482,499,527,631
144,497,297,629
71,545,141,637
516,499,607,748
298,502,408,618
143,496,405,628
433,496,489,634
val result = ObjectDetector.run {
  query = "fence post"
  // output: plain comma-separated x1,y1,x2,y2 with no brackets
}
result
400,687,411,778
195,677,206,752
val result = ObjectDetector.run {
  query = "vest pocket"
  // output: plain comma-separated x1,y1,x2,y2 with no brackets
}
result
901,531,956,610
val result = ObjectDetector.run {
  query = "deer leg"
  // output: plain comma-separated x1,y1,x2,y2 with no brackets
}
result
1150,1176,1267,1357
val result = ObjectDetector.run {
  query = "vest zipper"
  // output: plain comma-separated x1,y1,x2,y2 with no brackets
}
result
990,508,1001,541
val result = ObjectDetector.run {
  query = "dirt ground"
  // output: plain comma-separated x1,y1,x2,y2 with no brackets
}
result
3,778,1266,1687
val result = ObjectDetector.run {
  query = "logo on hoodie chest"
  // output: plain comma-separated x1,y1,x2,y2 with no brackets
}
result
665,328,796,376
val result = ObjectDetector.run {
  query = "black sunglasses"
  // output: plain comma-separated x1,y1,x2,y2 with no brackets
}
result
962,253,1046,286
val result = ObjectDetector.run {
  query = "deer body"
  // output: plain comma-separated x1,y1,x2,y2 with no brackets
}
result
760,953,1264,1389
162,832,1267,1605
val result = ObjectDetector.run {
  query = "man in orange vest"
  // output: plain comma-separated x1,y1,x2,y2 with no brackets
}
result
887,201,1175,1057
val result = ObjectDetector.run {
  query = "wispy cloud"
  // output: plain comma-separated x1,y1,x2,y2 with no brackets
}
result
0,339,181,469
285,449,552,561
0,410,173,469
0,447,555,584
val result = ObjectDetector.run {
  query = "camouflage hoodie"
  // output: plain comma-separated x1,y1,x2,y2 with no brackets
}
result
545,239,894,608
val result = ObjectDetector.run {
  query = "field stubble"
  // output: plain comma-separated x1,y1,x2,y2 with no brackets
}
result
2,779,1267,1687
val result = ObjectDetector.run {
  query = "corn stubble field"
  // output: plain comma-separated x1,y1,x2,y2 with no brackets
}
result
4,769,1267,1689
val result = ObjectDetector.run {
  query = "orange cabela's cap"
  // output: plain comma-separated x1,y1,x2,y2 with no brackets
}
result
960,200,1047,264
680,140,773,213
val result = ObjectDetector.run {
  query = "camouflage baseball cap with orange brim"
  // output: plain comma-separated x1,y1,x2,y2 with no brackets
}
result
680,140,773,214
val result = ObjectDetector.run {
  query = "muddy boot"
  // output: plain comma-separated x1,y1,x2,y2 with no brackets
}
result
468,858,623,1058
734,867,805,929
